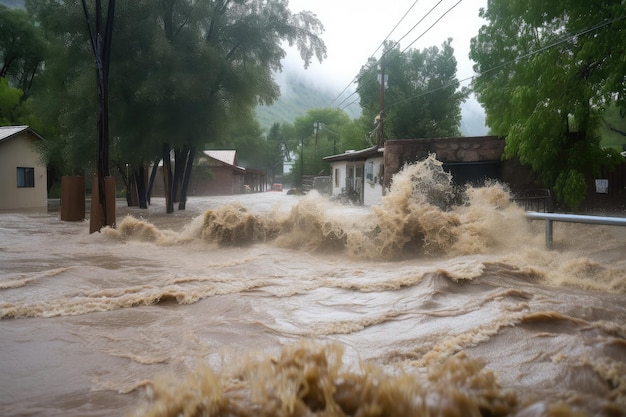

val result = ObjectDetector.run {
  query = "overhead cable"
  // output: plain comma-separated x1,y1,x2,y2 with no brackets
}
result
335,0,457,110
384,14,626,111
328,0,427,107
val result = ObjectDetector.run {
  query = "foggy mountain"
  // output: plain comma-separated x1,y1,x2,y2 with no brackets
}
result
255,72,361,131
0,0,24,8
257,69,488,137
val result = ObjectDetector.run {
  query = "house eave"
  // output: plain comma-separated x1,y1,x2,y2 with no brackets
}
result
323,145,382,163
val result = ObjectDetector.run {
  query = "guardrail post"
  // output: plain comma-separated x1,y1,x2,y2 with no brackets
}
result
545,219,553,250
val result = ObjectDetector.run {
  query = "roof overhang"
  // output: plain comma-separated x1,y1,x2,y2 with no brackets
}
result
323,145,382,163
0,126,44,145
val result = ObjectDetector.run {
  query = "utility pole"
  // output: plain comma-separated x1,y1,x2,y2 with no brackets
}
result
377,65,385,147
300,136,304,188
313,121,320,147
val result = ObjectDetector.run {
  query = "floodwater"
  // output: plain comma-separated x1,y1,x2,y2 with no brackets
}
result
1,156,625,417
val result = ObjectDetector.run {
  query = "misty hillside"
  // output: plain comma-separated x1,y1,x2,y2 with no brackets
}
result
257,71,488,136
0,0,24,8
255,74,361,131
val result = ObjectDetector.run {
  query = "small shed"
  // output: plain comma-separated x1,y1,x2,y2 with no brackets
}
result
0,126,47,211
323,146,384,206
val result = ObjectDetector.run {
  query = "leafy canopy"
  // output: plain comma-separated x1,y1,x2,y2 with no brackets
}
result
288,107,353,180
0,4,46,96
26,0,327,176
357,39,467,141
470,0,625,207
0,77,22,124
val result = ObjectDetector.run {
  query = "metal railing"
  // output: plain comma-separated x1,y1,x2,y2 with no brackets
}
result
512,189,552,213
526,211,626,249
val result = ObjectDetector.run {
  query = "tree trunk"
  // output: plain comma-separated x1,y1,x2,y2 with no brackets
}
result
113,160,132,206
178,147,195,211
82,0,116,233
89,174,116,233
146,157,160,205
134,165,148,209
172,147,185,203
162,143,174,214
129,176,138,206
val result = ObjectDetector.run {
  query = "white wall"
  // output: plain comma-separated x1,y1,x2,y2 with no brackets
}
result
330,157,384,206
330,162,347,196
363,156,384,206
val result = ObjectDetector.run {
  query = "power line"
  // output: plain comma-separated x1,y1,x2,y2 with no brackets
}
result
393,0,446,52
328,0,427,108
370,0,421,58
335,0,459,111
384,14,626,111
475,14,626,78
401,0,462,53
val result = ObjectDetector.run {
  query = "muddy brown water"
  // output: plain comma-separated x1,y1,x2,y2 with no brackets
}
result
1,159,625,416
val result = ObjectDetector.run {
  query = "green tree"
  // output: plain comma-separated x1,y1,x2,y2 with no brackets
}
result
599,104,626,149
0,4,46,96
0,77,22,124
290,108,352,184
470,0,625,208
357,39,467,142
0,4,45,128
27,0,327,212
266,122,288,183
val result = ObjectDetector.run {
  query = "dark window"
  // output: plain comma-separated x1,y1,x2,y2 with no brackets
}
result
17,167,35,188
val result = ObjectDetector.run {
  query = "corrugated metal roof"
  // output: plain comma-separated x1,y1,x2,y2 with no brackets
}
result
0,126,29,144
203,150,237,166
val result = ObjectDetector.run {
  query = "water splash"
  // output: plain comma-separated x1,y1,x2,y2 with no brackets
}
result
129,341,524,417
185,154,533,260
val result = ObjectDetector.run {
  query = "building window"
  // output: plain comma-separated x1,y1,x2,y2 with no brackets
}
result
17,167,35,188
365,161,374,181
334,168,339,187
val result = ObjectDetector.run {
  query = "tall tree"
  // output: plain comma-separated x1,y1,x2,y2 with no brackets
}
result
0,4,45,127
470,0,625,207
81,0,116,232
357,39,467,142
27,0,99,177
27,0,327,213
0,76,22,124
0,4,45,96
291,108,352,183
266,122,287,183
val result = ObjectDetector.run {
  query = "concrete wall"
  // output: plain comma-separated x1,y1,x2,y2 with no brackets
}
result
0,132,47,211
383,137,506,188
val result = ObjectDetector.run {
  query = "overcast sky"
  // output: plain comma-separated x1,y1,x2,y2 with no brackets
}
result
282,0,488,100
279,0,491,134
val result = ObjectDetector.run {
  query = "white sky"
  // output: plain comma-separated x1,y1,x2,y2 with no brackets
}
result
283,0,489,102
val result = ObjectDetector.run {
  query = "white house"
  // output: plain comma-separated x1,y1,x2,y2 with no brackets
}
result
323,146,384,206
0,126,47,211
